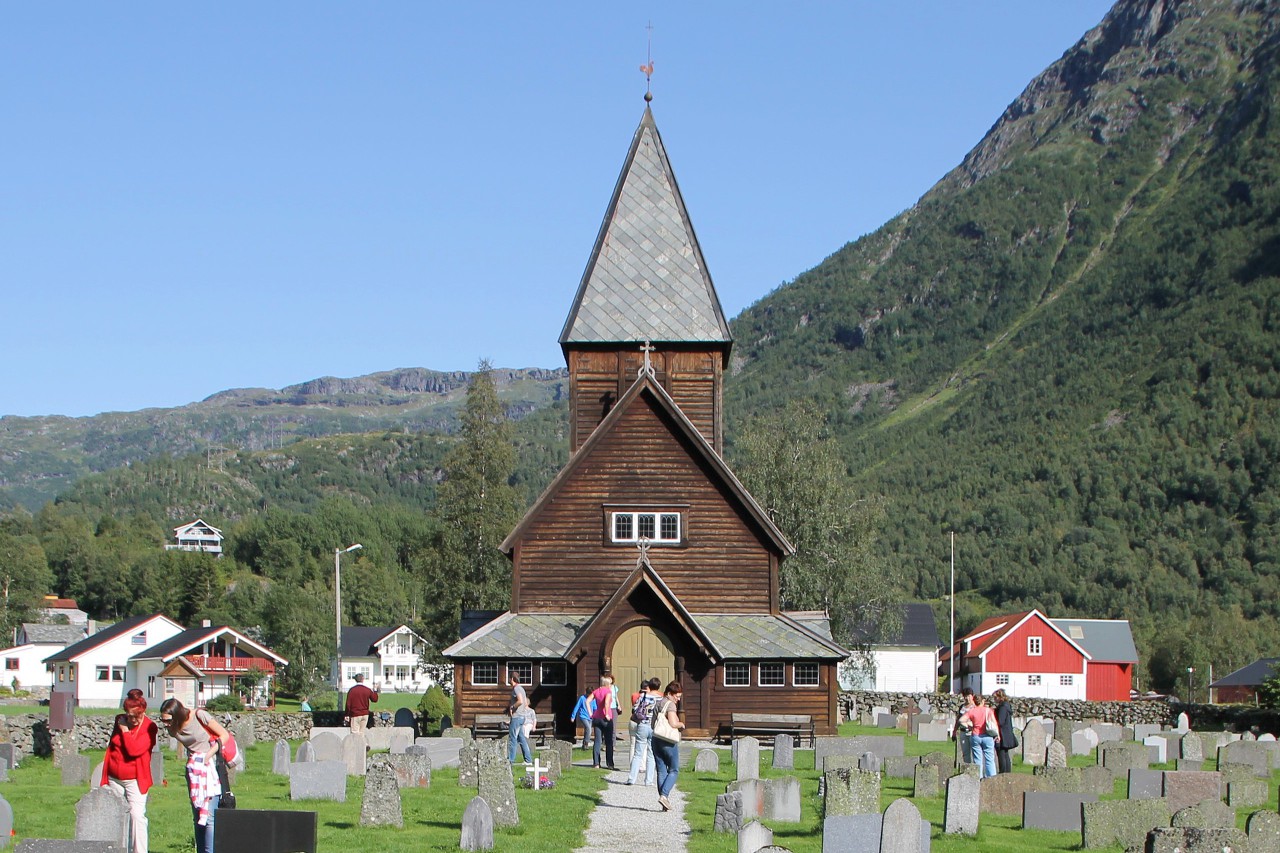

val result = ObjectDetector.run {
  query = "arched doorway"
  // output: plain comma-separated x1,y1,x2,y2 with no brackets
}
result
611,624,676,719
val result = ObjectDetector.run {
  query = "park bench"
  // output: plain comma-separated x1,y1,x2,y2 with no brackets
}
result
471,713,556,746
728,713,815,747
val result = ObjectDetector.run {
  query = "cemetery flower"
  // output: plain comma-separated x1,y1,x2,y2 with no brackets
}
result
519,774,554,789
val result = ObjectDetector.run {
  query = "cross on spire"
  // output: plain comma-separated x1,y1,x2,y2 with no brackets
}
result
639,339,656,377
635,537,652,566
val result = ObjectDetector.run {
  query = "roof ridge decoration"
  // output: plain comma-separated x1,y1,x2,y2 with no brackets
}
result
560,107,732,347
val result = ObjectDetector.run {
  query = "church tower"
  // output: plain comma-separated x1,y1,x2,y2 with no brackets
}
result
560,107,732,453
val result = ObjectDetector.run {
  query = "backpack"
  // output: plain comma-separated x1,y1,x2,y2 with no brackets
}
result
631,693,656,724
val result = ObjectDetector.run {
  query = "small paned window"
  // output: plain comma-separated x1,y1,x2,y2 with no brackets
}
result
660,514,679,540
610,511,681,544
96,666,110,681
1027,636,1043,656
759,662,785,687
613,514,633,541
472,661,499,685
112,667,126,682
4,658,18,671
1059,674,1073,686
793,663,820,686
540,661,567,686
506,661,533,684
995,673,1010,685
724,662,750,687
637,513,656,539
1027,674,1042,686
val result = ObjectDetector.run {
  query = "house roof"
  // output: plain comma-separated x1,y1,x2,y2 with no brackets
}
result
44,614,183,664
851,603,940,649
1209,657,1280,688
500,372,793,557
129,626,287,665
174,519,222,537
696,613,848,660
560,106,731,348
946,609,1091,663
339,625,423,659
442,612,591,659
21,623,88,645
43,597,81,609
1050,618,1138,663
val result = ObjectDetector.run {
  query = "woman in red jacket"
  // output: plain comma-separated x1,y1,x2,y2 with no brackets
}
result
102,690,158,853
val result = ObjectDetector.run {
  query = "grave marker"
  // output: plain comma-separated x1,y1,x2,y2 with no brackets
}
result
61,754,90,787
214,809,318,853
737,820,772,853
459,796,494,851
271,740,291,775
772,734,794,770
1022,791,1097,832
695,749,720,773
289,761,347,802
476,747,518,827
736,736,760,782
943,773,979,835
359,761,403,827
74,787,128,849
295,741,315,763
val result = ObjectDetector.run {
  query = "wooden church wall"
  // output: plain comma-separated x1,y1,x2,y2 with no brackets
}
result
705,661,840,737
513,394,775,614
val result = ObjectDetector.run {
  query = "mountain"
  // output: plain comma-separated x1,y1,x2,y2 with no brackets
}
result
0,367,566,510
725,0,1280,678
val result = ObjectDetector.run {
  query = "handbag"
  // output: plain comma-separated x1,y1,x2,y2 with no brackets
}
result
651,699,681,744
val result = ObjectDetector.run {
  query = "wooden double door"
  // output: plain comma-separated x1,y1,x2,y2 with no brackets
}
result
611,624,676,720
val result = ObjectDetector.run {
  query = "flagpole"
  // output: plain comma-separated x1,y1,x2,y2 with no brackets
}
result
949,531,956,694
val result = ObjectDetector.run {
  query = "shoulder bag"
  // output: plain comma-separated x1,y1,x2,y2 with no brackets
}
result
651,698,681,744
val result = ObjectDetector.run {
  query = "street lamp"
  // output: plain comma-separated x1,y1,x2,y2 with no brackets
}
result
1187,666,1195,705
335,544,363,689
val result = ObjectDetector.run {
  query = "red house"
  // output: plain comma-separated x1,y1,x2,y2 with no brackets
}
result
1050,618,1137,702
942,610,1091,700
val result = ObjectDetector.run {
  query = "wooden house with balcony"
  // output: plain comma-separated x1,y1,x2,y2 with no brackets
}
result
166,520,224,555
130,623,287,708
444,105,848,740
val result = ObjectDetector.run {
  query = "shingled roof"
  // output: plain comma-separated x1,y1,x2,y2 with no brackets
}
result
560,107,732,347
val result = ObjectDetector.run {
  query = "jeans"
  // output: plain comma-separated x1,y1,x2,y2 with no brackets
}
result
971,734,997,778
652,736,679,797
191,793,219,853
107,777,148,853
508,719,532,763
627,722,655,785
592,718,615,768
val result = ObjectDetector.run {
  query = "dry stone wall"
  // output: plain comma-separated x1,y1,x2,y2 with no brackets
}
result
0,711,311,758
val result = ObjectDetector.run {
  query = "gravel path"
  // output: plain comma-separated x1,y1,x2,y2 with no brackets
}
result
573,762,692,853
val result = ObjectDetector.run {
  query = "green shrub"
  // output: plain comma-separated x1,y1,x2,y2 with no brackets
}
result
308,691,339,711
205,693,245,712
417,685,452,733
0,687,12,698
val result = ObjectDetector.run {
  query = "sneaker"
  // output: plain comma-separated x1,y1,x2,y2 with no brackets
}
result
658,795,671,811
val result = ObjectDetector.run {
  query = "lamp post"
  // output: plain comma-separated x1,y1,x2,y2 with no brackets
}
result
335,543,363,689
1187,666,1194,705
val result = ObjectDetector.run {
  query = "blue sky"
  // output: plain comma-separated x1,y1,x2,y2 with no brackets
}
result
2,2,1115,418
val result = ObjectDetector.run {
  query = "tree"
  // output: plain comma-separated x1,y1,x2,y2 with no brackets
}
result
0,532,54,639
426,361,523,647
1258,665,1280,709
733,399,899,662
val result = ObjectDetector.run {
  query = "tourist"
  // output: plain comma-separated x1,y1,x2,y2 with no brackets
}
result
952,687,976,764
101,691,157,853
992,689,1017,773
960,694,1000,778
571,686,595,749
650,681,686,811
299,695,312,713
626,677,662,786
159,697,232,853
590,675,617,770
506,672,534,764
344,673,379,734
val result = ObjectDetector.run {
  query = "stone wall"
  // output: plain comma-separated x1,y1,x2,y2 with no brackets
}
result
0,711,312,760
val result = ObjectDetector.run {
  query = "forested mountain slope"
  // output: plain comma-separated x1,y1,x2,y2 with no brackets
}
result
726,0,1280,683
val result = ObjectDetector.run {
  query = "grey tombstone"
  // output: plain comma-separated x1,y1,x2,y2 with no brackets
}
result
61,754,91,787
534,748,561,782
1218,741,1270,778
295,740,315,763
1241,731,1256,741
0,744,17,770
1022,791,1098,832
388,731,411,755
737,820,772,853
1128,768,1164,800
230,718,256,749
695,749,720,773
1177,732,1203,762
1093,723,1123,742
1146,826,1249,852
885,755,920,779
1226,779,1267,807
772,734,794,770
149,744,163,786
880,798,927,853
1072,727,1099,756
393,708,416,733
1258,732,1277,742
857,751,881,774
814,735,905,767
311,732,343,763
822,814,882,853
875,714,897,729
441,726,473,743
289,760,347,802
459,796,494,852
342,733,367,777
763,776,801,823
715,791,744,834
1081,798,1171,851
1100,740,1149,773
1163,770,1223,813
381,752,432,788
1144,736,1168,764
0,794,12,846
917,696,933,714
913,763,940,799
358,761,403,827
981,773,1049,816
1133,723,1162,741
476,748,518,827
51,732,78,769
419,736,465,770
1046,738,1068,768
943,772,980,835
1174,712,1190,732
89,763,105,790
729,779,765,821
1175,758,1202,772
871,705,890,720
1022,719,1048,767
916,722,949,742
74,787,128,849
736,736,760,782
1170,798,1235,829
1246,810,1280,849
552,739,573,773
17,844,125,853
272,739,291,775
458,741,480,787
822,768,880,817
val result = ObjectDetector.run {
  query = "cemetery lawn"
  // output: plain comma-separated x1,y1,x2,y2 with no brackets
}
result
2,740,607,853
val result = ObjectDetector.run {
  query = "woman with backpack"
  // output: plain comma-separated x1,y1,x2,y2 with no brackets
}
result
959,693,1000,778
159,698,234,853
626,678,662,786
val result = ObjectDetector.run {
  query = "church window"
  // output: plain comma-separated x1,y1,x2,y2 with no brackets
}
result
759,662,785,686
793,663,819,686
724,662,750,687
472,661,498,685
541,661,567,686
506,661,533,684
609,511,682,544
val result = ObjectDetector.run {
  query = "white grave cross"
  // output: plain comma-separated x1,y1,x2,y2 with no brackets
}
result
524,757,549,790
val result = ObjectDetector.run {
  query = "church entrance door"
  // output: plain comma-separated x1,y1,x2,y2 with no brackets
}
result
612,625,676,720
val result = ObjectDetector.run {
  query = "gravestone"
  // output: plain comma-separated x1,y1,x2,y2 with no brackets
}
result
51,732,78,769
89,762,105,790
0,794,12,846
943,773,979,835
393,708,416,733
814,736,904,768
16,844,124,853
736,736,760,782
1046,738,1068,768
388,731,411,755
1147,827,1250,852
534,748,561,782
762,776,801,823
272,740,291,775
884,756,920,779
1100,740,1149,773
1071,727,1099,756
822,768,880,817
714,791,744,833
359,762,403,827
311,732,343,762
441,726,472,743
476,748,518,827
295,741,315,763
74,787,128,849
1129,767,1165,800
149,744,163,786
458,741,480,787
289,761,347,802
1022,792,1097,832
772,734,794,770
1246,810,1280,849
1177,732,1203,762
875,714,897,729
0,744,18,770
916,722,949,742
416,736,465,769
459,796,494,852
857,752,881,774
879,798,927,853
1051,717,1073,740
439,714,452,731
230,718,257,749
695,749,720,773
913,763,940,799
822,814,883,853
1144,736,1168,764
1162,770,1222,813
737,820,772,853
1218,741,1270,778
1092,723,1123,742
729,779,765,821
342,733,367,776
1081,798,1170,851
823,755,858,774
1021,719,1048,767
1226,779,1267,807
1175,758,1201,771
380,752,431,788
919,751,951,777
1174,712,1190,732
61,754,91,786
980,772,1049,816
214,809,318,853
1170,798,1235,829
1133,723,1162,741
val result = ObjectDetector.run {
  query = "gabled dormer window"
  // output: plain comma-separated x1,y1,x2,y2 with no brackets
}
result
131,631,147,646
609,510,682,545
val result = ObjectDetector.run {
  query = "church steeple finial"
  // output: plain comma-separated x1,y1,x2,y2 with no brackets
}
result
640,22,654,103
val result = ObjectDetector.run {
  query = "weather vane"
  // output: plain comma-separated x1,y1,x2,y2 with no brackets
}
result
640,21,654,102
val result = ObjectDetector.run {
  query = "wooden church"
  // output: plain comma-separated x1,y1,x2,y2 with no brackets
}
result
444,105,849,740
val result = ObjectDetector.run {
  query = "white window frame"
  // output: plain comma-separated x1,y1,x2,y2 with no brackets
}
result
1027,636,1043,656
609,511,682,545
793,662,820,687
540,661,567,686
723,662,750,687
995,673,1010,686
96,666,110,682
1027,674,1042,686
759,662,785,687
131,631,147,646
506,661,533,684
111,667,126,682
1059,674,1073,686
472,661,499,686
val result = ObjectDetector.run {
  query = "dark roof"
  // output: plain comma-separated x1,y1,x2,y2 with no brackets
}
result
460,611,506,641
852,603,940,648
21,623,88,645
443,613,590,659
340,626,395,658
1209,657,1280,688
128,625,285,664
44,614,179,664
1050,618,1138,663
560,107,731,347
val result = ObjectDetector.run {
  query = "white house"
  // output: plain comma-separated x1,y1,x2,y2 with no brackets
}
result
130,623,287,708
166,520,224,555
40,596,89,625
43,614,185,708
841,603,941,692
336,625,432,693
1,623,90,692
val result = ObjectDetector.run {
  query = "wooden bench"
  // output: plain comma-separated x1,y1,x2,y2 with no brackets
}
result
728,713,815,747
471,713,556,746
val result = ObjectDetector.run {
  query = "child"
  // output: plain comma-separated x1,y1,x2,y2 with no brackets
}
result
571,687,595,749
